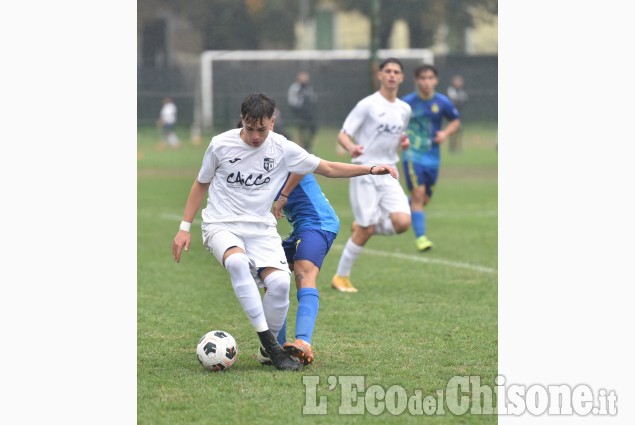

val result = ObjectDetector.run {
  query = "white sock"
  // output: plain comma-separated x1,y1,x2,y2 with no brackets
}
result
262,270,290,339
336,238,363,277
224,253,268,332
374,216,396,235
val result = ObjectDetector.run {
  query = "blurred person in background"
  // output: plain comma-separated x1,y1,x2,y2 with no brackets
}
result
157,96,180,149
331,58,412,293
402,65,461,252
446,75,468,153
272,106,291,140
287,71,318,153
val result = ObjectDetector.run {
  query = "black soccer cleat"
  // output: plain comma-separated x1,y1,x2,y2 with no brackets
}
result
256,346,273,366
266,344,301,371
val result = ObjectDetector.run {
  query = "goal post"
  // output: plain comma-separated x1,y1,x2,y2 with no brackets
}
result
195,49,434,132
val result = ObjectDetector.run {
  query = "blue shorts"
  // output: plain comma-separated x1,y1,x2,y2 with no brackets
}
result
282,229,337,269
163,123,175,134
402,161,439,197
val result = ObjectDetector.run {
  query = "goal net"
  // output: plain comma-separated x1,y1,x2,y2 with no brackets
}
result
194,49,434,132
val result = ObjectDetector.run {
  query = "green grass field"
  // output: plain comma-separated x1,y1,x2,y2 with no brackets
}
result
138,122,498,424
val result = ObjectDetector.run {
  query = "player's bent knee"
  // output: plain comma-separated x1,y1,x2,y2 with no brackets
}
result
392,215,412,234
411,187,426,205
395,223,410,234
264,270,290,297
224,253,251,278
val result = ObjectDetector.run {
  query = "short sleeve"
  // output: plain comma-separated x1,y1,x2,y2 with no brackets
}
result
283,140,320,174
197,142,218,183
341,101,368,138
443,96,460,121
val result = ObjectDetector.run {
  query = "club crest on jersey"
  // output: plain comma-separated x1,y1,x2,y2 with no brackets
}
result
263,157,274,171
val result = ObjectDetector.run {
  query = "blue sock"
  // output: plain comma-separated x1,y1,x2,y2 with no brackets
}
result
276,319,287,346
295,288,319,344
412,211,426,238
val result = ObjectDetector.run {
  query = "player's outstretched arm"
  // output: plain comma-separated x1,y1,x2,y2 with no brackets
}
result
273,173,303,219
173,179,210,263
315,160,399,179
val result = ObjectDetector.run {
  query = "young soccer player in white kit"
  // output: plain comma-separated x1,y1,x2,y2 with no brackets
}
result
172,93,399,370
332,58,413,293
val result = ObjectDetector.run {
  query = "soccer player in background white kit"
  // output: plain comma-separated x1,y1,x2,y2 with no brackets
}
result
332,58,412,293
172,93,399,370
158,96,180,148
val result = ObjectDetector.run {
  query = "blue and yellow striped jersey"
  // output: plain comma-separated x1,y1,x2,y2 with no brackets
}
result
401,92,460,168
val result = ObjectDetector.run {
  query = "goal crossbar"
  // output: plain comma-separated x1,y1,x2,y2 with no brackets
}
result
199,49,434,130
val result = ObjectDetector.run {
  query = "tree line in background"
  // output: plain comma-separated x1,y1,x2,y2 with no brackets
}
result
138,0,497,53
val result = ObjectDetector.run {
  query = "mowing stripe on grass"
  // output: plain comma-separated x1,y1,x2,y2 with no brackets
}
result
160,213,197,222
335,210,497,220
427,209,497,218
158,212,496,275
330,244,497,275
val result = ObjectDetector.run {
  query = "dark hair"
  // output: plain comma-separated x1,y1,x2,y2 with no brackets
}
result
240,93,276,126
414,64,438,77
379,57,404,71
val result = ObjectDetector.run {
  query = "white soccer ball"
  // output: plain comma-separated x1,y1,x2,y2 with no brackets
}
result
196,330,238,371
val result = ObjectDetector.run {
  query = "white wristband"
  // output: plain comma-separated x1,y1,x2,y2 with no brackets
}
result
179,221,192,232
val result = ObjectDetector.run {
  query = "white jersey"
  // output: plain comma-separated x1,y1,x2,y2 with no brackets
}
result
160,102,177,124
198,128,320,226
341,91,411,165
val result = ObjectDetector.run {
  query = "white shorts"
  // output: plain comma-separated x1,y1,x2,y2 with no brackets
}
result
202,221,290,287
349,173,410,227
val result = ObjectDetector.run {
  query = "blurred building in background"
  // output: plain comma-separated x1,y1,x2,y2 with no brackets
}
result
137,0,498,128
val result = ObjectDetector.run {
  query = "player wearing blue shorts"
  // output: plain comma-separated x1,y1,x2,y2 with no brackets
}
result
257,172,339,365
402,64,461,251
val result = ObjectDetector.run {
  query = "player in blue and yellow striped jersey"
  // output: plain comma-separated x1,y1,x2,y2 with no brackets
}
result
257,173,340,365
402,64,461,251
